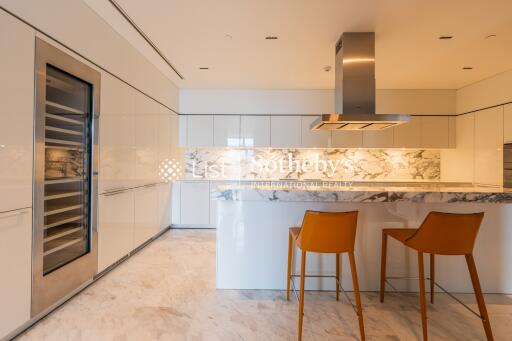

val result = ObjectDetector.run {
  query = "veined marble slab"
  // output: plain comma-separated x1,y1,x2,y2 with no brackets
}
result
184,148,440,181
212,184,512,203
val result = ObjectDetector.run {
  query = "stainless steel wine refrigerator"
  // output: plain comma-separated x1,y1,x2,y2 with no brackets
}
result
32,38,100,316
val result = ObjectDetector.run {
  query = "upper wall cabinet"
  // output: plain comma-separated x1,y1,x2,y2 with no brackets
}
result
504,104,512,143
214,115,241,147
187,115,214,147
331,131,363,148
0,12,35,212
271,116,301,147
474,107,503,186
301,116,330,147
241,116,270,147
394,116,421,148
101,73,134,115
363,129,394,148
421,116,450,148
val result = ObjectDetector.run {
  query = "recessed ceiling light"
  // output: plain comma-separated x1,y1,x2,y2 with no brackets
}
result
323,66,331,72
439,36,453,40
199,67,209,70
224,34,233,39
485,34,497,39
462,67,473,70
265,36,278,40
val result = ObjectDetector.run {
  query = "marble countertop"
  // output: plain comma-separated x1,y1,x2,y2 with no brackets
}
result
210,181,512,203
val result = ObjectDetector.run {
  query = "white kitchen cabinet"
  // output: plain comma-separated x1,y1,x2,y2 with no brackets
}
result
474,107,503,186
0,12,34,212
135,112,159,185
179,115,188,147
331,131,363,148
214,115,241,147
440,113,475,182
394,116,421,148
171,181,181,224
187,115,214,147
98,190,134,272
241,116,271,147
448,116,456,148
271,116,302,148
0,208,31,340
133,185,159,247
504,104,512,143
158,182,172,230
99,80,136,193
363,128,394,148
421,116,450,148
157,113,173,165
301,116,330,147
180,181,210,226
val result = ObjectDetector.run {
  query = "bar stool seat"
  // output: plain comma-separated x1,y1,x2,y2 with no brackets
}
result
380,212,493,341
287,211,365,341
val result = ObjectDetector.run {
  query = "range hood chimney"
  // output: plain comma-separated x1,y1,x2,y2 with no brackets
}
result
311,32,410,131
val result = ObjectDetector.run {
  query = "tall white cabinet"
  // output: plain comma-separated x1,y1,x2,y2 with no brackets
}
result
241,116,271,147
474,107,503,186
0,12,34,340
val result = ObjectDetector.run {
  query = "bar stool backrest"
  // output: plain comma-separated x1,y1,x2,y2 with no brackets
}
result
297,210,358,253
405,211,484,255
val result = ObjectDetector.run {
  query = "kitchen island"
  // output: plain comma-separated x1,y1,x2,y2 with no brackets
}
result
213,182,512,293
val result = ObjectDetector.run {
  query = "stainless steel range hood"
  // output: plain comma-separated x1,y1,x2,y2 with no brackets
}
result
311,32,410,131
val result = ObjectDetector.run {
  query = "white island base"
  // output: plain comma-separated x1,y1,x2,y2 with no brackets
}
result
216,198,512,293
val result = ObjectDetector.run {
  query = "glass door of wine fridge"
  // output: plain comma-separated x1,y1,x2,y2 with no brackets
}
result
32,39,100,316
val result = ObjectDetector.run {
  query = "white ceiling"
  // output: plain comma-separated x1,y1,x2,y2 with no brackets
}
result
86,0,512,89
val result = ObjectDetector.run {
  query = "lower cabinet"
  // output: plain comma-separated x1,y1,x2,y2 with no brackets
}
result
133,185,160,247
0,208,31,340
158,182,172,230
98,191,135,272
180,181,211,226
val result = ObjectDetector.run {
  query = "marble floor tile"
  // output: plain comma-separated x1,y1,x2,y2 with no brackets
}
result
15,229,512,341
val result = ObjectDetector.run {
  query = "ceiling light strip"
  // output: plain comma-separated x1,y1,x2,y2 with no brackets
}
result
108,0,185,80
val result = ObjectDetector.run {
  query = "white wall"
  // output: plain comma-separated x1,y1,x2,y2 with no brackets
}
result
457,69,512,114
1,0,179,111
180,88,456,115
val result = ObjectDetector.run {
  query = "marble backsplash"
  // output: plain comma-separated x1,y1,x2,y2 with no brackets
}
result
183,148,440,182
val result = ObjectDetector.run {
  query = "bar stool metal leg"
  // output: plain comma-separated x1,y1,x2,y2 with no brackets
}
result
298,250,307,341
349,251,366,341
336,253,341,301
380,230,388,303
465,253,494,341
287,233,293,301
430,254,435,304
418,252,428,341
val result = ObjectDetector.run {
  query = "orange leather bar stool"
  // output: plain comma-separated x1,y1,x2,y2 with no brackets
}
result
380,212,493,341
287,210,365,341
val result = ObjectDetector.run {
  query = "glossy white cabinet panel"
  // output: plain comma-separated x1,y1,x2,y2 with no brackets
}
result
0,12,34,212
475,107,503,186
187,115,214,147
240,116,270,147
158,182,172,230
180,181,210,225
362,128,394,148
448,116,456,148
504,104,512,143
100,73,134,115
178,115,188,147
98,191,134,272
171,181,181,225
157,114,172,163
421,116,450,148
331,130,363,148
394,116,421,148
214,115,241,147
99,114,136,193
271,116,301,147
0,208,31,340
301,116,330,147
133,185,159,247
135,113,159,185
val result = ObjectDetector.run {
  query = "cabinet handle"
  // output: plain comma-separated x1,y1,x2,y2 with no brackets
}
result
0,210,29,219
103,188,130,197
